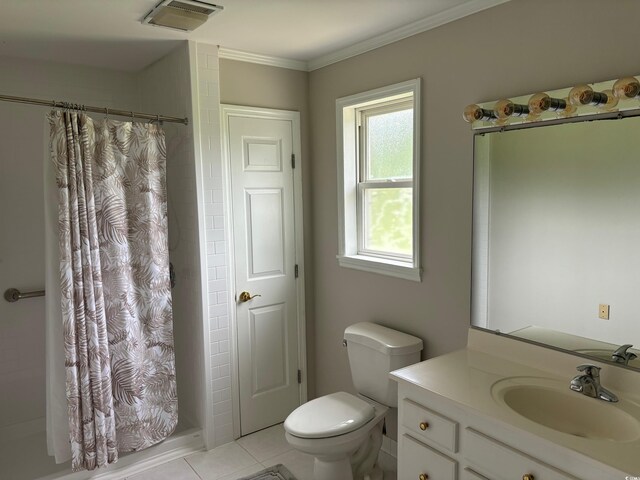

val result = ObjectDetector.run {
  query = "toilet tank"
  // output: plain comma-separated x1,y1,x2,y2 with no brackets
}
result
344,322,423,407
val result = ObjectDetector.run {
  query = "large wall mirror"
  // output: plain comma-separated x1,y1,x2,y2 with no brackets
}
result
471,113,640,370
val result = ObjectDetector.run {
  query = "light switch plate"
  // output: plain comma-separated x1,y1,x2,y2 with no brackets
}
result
599,304,610,320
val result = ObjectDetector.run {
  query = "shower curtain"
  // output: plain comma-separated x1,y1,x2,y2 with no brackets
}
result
46,111,178,471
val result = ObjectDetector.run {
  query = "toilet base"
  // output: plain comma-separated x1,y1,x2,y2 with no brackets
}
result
292,418,385,480
314,456,353,480
351,417,383,480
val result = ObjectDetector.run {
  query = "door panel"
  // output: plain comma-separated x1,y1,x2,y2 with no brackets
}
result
249,303,288,395
228,113,301,436
244,138,282,171
245,189,285,277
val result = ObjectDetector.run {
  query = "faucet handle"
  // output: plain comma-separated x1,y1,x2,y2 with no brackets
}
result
576,364,600,377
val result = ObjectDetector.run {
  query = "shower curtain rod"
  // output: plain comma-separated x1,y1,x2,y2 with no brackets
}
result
0,93,189,125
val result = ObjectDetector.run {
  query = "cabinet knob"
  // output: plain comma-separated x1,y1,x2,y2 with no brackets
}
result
419,474,429,480
419,422,429,431
522,475,534,480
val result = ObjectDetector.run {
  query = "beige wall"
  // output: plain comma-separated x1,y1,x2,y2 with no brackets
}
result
218,59,315,397
308,0,640,401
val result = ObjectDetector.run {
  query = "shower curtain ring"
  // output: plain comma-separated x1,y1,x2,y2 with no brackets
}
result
105,107,109,120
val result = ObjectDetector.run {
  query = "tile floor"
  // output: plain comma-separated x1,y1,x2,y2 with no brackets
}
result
127,423,397,480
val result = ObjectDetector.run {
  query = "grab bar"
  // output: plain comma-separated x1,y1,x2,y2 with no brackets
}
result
4,288,45,303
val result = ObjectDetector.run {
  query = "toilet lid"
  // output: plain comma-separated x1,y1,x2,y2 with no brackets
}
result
284,392,375,439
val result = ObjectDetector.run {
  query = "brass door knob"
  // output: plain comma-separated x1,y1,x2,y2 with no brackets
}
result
238,291,261,303
522,475,534,480
419,422,429,431
419,474,429,480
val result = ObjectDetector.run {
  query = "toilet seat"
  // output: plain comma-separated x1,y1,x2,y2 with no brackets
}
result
284,391,375,439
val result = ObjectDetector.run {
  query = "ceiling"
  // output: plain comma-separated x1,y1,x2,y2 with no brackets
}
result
0,0,508,72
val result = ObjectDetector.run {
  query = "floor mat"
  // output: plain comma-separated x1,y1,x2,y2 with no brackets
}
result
237,464,297,480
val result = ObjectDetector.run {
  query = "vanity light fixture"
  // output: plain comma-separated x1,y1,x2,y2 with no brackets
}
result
612,77,640,100
464,74,640,128
463,104,496,123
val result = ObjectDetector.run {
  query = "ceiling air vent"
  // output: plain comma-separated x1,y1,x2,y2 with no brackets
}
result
142,0,223,32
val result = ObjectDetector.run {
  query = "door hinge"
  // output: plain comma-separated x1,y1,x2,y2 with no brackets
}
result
295,264,299,278
297,369,302,384
291,153,296,169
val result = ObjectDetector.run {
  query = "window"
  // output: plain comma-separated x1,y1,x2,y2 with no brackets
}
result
336,79,421,281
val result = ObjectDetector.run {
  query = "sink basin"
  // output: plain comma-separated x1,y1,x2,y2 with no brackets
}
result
492,377,640,442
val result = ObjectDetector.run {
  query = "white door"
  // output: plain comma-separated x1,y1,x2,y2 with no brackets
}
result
224,106,305,436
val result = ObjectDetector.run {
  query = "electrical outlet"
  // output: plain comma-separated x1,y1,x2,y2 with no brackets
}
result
599,304,610,320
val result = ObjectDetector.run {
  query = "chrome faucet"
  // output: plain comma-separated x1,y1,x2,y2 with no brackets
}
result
611,344,637,366
569,364,618,402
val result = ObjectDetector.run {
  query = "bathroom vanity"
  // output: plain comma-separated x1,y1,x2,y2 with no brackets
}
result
391,329,640,480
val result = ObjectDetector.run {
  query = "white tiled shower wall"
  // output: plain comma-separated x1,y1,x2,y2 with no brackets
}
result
192,43,234,447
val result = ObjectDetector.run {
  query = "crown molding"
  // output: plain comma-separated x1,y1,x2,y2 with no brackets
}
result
219,0,510,72
218,47,308,71
307,0,511,71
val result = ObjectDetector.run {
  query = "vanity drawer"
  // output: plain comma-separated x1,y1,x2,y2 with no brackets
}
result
461,468,490,480
400,434,457,480
402,398,458,453
464,428,577,480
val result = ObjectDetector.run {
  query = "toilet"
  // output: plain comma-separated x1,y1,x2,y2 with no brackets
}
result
284,322,423,480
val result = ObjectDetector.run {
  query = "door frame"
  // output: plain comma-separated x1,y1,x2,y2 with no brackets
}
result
220,104,307,439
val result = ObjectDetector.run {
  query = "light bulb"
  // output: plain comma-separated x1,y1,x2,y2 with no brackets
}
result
528,93,568,114
493,99,529,120
463,104,495,123
598,89,619,111
568,85,594,106
528,93,550,115
612,77,640,99
569,84,609,107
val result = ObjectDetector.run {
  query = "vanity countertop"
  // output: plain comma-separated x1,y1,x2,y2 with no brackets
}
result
391,345,640,475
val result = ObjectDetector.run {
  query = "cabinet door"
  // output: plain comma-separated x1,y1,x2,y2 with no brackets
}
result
465,428,578,480
400,434,457,480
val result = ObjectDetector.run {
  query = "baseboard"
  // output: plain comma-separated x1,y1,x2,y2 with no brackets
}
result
0,417,45,442
37,428,204,480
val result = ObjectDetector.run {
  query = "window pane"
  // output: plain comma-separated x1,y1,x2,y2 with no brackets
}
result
367,108,413,180
363,188,413,256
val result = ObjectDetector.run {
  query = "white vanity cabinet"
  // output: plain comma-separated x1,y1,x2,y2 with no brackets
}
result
396,380,626,480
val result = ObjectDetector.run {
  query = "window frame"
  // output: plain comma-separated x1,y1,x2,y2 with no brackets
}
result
336,79,422,282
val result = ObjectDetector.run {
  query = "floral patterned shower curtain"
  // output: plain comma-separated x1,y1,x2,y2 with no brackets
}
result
48,111,177,471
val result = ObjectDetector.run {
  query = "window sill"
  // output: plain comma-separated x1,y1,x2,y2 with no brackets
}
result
337,254,422,282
